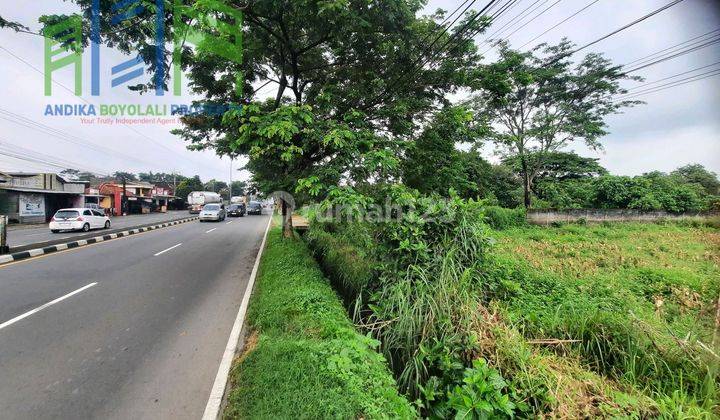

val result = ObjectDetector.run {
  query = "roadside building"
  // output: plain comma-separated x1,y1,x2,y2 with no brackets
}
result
151,186,176,213
83,187,112,212
98,181,156,216
0,172,87,223
0,172,9,215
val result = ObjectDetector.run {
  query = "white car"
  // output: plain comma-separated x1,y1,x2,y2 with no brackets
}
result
199,203,226,222
49,208,111,233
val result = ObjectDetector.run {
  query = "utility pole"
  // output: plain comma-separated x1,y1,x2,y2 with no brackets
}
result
229,157,234,202
0,215,8,254
121,175,127,216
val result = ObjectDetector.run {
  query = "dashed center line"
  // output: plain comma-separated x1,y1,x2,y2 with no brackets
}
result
206,228,217,233
154,243,183,257
0,283,98,332
226,221,233,225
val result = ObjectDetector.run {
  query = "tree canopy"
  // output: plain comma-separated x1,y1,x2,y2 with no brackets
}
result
469,40,640,207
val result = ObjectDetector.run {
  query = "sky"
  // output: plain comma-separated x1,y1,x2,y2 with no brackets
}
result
0,0,718,184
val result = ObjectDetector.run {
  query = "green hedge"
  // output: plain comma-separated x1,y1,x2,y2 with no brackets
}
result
224,226,414,419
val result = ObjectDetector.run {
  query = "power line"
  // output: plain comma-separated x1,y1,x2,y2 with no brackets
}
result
0,138,110,176
623,28,720,67
486,0,563,51
623,36,720,73
0,45,221,175
624,60,720,91
417,0,500,68
480,0,545,48
455,0,521,47
360,0,500,111
570,0,686,56
419,0,481,62
518,0,601,49
0,107,162,168
614,69,720,100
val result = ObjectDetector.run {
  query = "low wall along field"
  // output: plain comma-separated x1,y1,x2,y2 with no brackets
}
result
527,208,720,225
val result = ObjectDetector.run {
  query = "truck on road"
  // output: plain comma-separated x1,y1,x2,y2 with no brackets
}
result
187,191,222,214
231,196,247,205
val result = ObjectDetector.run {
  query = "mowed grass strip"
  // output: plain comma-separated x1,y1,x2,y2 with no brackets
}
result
223,226,414,420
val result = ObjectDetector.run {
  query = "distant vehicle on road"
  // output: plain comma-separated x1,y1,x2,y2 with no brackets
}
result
188,191,222,214
227,203,246,217
231,196,246,205
49,208,111,233
247,201,262,215
199,203,226,222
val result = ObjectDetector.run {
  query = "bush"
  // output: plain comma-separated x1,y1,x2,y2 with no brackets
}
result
482,206,527,230
225,226,414,419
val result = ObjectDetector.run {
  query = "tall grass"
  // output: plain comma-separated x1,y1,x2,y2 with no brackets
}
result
304,208,720,417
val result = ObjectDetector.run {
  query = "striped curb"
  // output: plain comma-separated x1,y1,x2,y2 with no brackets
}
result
0,217,199,266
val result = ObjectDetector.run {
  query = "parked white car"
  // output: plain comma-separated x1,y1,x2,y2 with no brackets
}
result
49,208,111,233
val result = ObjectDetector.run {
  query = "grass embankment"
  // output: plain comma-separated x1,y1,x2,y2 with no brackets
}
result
306,209,720,418
223,225,414,419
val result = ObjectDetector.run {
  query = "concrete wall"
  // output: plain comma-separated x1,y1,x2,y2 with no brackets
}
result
527,208,719,225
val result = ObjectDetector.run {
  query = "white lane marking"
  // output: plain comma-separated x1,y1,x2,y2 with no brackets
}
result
154,243,183,257
226,221,233,225
205,228,217,233
0,283,98,332
202,216,273,420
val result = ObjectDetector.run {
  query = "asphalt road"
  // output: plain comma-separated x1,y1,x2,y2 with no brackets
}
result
6,210,192,248
0,212,271,419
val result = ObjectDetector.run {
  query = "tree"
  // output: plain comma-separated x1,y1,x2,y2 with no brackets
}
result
469,40,640,208
231,180,247,196
0,16,29,33
402,106,490,198
174,175,204,202
671,164,720,196
113,171,137,182
203,179,228,194
138,172,186,184
36,1,489,235
504,152,606,183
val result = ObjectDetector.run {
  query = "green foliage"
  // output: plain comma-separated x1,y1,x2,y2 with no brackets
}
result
503,151,608,182
533,170,716,212
225,226,414,419
491,223,720,416
402,106,492,199
203,179,228,193
174,175,204,200
306,194,719,418
671,164,720,195
469,40,640,207
482,206,526,230
445,359,516,419
230,180,247,196
306,190,501,414
112,171,137,181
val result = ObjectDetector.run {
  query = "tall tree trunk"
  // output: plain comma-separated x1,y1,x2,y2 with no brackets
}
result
520,158,531,208
281,199,293,238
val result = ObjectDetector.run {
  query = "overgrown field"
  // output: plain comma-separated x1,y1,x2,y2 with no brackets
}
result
304,199,720,418
223,224,414,419
492,222,720,417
